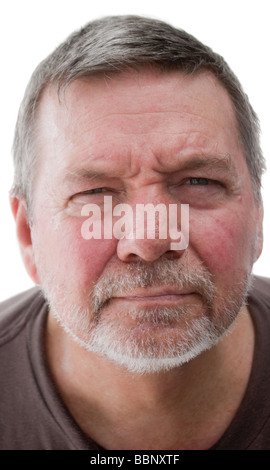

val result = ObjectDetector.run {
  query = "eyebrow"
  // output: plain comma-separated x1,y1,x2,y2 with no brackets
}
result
64,168,108,183
178,154,237,174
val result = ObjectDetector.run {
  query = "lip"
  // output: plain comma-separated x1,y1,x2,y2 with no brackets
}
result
112,288,197,304
120,293,193,300
114,287,195,297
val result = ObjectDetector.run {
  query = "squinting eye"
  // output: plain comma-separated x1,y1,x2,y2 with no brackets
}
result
82,188,108,194
187,178,211,185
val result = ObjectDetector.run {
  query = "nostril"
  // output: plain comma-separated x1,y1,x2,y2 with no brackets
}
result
121,252,141,263
116,235,187,263
164,249,183,260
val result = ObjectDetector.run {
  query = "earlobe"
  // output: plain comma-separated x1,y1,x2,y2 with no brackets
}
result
10,197,40,284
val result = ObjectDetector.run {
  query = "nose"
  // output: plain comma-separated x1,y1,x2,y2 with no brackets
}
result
116,200,189,263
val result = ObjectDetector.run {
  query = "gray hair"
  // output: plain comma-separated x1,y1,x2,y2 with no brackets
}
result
12,15,266,213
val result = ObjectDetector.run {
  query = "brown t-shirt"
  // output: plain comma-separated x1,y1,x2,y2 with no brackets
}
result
0,276,270,450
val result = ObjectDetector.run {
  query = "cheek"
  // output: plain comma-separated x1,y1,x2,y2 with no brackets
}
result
189,209,256,277
35,217,117,290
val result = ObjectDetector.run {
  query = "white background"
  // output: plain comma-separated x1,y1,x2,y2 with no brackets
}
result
0,0,269,302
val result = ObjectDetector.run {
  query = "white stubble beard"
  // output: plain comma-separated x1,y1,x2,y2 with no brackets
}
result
41,258,252,374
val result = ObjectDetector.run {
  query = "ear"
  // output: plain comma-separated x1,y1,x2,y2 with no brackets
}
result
10,196,40,284
254,201,264,263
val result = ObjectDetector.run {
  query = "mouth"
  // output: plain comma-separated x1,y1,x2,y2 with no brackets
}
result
111,288,199,307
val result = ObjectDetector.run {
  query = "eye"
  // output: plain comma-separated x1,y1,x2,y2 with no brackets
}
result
68,187,111,207
186,178,214,185
68,186,124,214
171,176,227,208
67,187,114,217
81,187,108,194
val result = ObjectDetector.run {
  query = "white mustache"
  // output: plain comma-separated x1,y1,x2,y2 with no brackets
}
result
91,258,216,314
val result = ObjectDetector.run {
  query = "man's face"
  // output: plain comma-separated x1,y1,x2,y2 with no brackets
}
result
30,69,263,373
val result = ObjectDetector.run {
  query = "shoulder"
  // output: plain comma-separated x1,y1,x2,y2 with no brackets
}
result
249,275,270,307
251,275,270,293
0,287,46,346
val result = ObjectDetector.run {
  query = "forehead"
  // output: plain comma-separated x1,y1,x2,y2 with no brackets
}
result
35,69,244,178
38,68,237,127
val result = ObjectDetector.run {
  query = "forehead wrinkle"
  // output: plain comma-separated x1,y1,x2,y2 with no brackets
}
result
62,153,240,191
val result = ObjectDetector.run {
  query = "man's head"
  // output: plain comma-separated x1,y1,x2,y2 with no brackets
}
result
11,16,265,374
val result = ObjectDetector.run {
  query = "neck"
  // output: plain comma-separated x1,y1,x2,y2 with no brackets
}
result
45,306,255,450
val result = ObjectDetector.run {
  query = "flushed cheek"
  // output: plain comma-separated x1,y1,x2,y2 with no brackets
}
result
189,210,256,279
74,239,118,290
35,217,117,290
